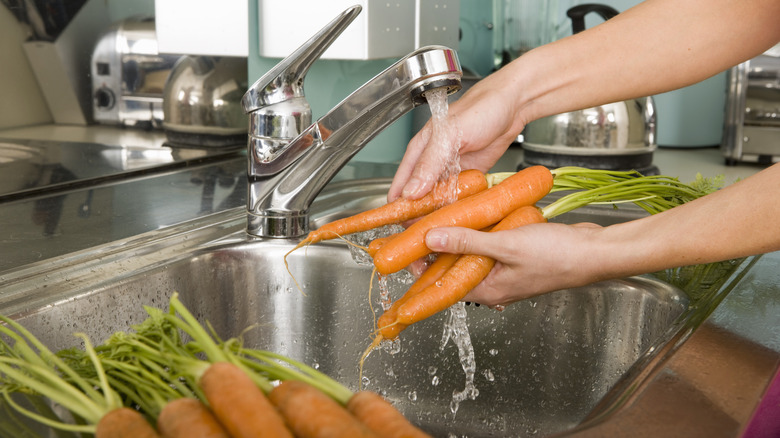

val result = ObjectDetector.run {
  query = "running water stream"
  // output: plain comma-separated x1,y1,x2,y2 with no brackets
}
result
352,88,480,416
421,88,461,206
425,88,479,415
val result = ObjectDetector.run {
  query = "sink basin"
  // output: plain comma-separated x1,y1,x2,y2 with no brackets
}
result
0,178,689,437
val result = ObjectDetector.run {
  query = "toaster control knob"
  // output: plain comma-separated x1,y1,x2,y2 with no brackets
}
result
94,87,115,110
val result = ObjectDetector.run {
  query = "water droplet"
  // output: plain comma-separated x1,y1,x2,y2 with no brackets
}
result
407,390,417,402
489,348,499,356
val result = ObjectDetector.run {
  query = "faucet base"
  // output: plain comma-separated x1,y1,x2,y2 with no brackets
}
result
247,211,308,238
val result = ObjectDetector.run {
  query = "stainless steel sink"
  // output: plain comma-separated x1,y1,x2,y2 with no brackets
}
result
0,178,690,437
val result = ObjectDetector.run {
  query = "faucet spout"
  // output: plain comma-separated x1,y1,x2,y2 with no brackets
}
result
242,8,462,238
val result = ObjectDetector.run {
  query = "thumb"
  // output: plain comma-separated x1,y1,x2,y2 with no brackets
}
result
425,227,505,259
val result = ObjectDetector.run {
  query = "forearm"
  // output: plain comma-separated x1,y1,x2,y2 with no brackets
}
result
591,163,780,280
507,0,780,125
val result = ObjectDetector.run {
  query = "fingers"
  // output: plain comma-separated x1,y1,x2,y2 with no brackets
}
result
425,227,505,260
388,124,432,202
423,223,597,307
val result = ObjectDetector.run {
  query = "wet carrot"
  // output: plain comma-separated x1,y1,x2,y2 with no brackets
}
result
269,380,378,438
372,166,553,275
96,407,160,438
396,206,547,326
294,169,487,248
347,391,432,438
367,234,397,258
199,361,293,438
376,252,460,340
156,398,229,438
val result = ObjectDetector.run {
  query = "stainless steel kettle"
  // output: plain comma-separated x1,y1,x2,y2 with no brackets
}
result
522,4,657,172
162,56,248,147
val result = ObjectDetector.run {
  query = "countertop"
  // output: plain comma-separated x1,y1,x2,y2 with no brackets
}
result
0,125,777,437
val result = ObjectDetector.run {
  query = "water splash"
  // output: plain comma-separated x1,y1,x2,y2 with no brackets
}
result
440,302,479,416
347,224,404,266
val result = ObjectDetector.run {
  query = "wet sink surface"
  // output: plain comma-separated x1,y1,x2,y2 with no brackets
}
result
0,179,689,437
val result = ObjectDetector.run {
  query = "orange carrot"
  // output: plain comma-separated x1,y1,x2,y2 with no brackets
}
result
96,407,160,438
372,166,553,275
269,380,379,438
199,361,293,438
156,398,230,438
367,234,397,258
347,391,432,438
296,169,487,247
376,252,459,340
396,206,547,327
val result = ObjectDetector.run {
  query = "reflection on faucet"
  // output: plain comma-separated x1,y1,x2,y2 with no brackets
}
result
242,5,462,238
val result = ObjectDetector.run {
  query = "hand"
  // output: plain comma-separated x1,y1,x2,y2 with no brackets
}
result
388,67,528,202
424,222,605,307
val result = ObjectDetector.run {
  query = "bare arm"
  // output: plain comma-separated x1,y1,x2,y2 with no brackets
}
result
389,0,780,200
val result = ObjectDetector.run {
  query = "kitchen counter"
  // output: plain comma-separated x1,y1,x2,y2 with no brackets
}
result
0,125,777,436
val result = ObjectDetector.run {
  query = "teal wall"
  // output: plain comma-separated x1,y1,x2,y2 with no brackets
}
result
107,0,155,21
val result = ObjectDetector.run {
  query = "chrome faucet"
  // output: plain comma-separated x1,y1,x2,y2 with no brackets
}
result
241,5,462,238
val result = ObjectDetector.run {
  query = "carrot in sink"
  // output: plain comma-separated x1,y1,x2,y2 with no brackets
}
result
269,380,378,438
372,165,555,275
235,349,431,438
158,295,429,438
96,407,161,438
164,294,294,438
0,317,161,438
291,169,488,250
347,390,432,438
155,398,229,438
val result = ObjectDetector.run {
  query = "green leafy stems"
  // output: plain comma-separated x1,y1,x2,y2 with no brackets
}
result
489,167,724,219
0,293,358,433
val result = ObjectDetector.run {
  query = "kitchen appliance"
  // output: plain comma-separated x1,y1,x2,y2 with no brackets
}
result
722,43,780,165
521,4,657,173
494,0,559,68
162,56,248,147
90,16,184,129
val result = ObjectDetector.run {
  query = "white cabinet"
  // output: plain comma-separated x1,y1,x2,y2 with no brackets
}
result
155,0,249,56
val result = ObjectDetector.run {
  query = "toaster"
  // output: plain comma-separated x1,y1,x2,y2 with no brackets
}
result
722,43,780,165
91,17,184,128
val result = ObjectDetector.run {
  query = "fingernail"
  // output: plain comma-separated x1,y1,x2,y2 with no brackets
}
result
402,178,422,198
426,229,448,250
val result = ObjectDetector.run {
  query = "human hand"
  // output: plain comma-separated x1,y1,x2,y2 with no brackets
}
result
388,68,528,202
424,221,606,307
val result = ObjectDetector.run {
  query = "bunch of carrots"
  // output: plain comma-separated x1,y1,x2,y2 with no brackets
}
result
0,293,431,438
286,165,722,349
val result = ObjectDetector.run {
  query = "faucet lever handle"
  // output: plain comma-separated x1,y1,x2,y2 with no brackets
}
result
241,5,362,113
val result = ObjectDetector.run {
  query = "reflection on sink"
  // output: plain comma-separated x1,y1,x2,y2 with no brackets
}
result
0,138,241,201
1,179,692,437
